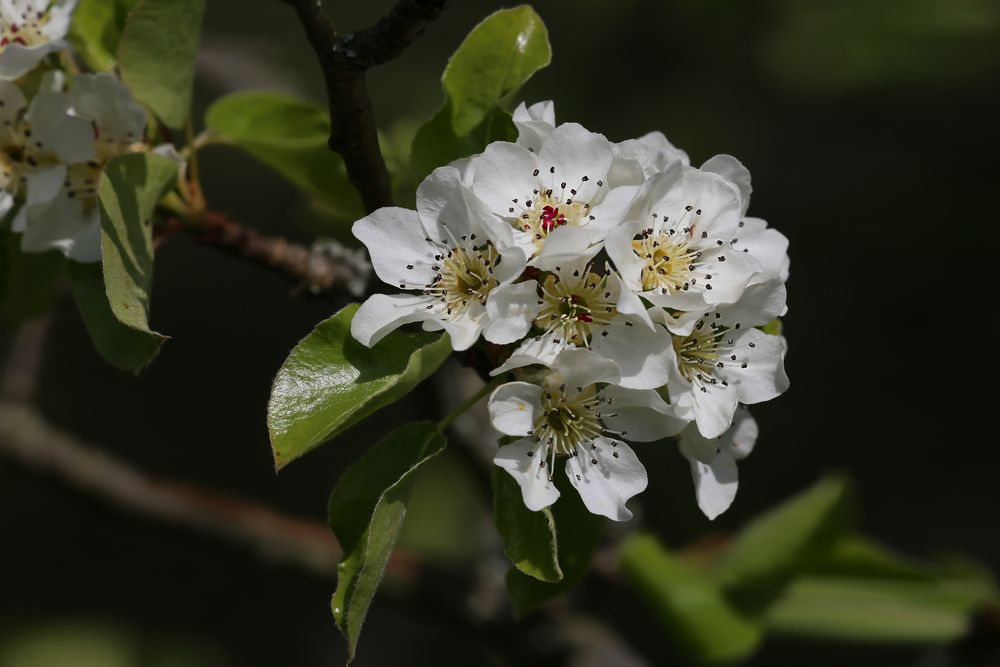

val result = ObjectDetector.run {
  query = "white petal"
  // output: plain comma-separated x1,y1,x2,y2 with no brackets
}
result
488,382,543,436
25,91,96,164
537,123,614,204
20,193,100,262
565,436,646,521
719,278,787,328
40,0,77,41
690,382,741,439
701,154,752,216
494,439,560,511
532,225,598,270
737,217,790,283
438,304,486,351
599,385,688,441
24,165,66,206
471,141,538,215
350,293,435,347
484,280,540,344
721,328,789,405
585,184,640,240
490,333,567,377
684,447,739,520
603,219,646,291
0,42,61,81
513,100,556,152
352,207,437,288
0,79,27,116
590,317,673,390
726,407,759,461
70,73,145,143
678,423,720,464
609,270,654,329
551,347,621,392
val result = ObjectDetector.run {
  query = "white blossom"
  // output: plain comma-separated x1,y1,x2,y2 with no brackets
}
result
0,0,77,81
489,347,688,520
512,100,555,152
679,406,757,519
489,260,674,390
352,164,529,350
16,73,146,262
605,161,766,313
657,279,789,439
470,121,638,270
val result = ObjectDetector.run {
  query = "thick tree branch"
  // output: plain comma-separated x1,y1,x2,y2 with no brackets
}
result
279,0,447,212
158,211,371,296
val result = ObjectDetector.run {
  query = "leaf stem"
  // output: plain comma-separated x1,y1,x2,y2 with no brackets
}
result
436,373,506,432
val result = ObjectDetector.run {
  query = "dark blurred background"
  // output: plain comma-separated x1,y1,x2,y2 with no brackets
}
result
2,0,999,665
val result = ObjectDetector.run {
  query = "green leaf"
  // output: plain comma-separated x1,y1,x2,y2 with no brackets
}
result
763,576,987,643
411,6,551,178
506,473,604,615
68,0,142,72
711,476,854,598
117,0,206,127
492,467,562,583
329,422,446,662
204,92,362,217
621,534,763,664
69,153,178,373
267,303,451,470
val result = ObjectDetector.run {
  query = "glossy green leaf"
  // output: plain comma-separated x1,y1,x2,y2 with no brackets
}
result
204,92,362,217
69,0,142,72
69,153,177,373
329,422,446,662
492,468,562,583
411,6,551,178
621,534,763,664
764,576,987,643
118,0,206,127
267,303,451,470
506,474,603,615
712,476,854,597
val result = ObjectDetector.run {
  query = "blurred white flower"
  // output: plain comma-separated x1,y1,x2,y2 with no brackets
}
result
0,0,77,80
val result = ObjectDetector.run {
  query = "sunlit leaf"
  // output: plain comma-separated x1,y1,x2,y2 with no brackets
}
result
267,303,451,469
69,0,141,72
411,6,551,178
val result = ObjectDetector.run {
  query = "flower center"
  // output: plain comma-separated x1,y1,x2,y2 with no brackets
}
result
519,191,589,251
1,121,62,193
429,241,500,317
673,327,721,383
1,10,53,51
533,384,603,456
633,228,701,294
64,162,102,209
534,268,616,345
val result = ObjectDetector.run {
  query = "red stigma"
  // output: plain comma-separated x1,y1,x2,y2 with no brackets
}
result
540,205,565,232
577,313,593,323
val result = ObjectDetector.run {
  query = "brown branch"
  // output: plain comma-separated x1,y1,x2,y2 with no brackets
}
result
159,210,370,296
279,0,447,212
0,400,343,578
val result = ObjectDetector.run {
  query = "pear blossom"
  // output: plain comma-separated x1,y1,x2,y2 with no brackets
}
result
679,406,757,519
15,72,145,262
609,131,689,187
657,279,789,439
470,122,638,270
0,0,77,80
489,260,674,390
351,164,529,350
489,348,687,520
605,161,766,313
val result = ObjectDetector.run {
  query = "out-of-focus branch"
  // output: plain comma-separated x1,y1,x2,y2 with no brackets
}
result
0,400,344,578
158,210,371,296
278,0,447,212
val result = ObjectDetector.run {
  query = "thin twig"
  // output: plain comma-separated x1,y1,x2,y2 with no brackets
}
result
158,211,370,296
0,400,343,578
279,0,447,212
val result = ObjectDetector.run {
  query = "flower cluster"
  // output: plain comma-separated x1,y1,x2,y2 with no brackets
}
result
353,101,791,521
1,0,153,263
